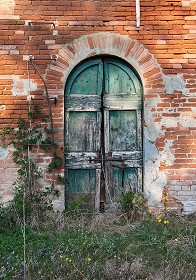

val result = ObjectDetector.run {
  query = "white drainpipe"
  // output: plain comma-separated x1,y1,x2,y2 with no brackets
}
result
136,0,140,28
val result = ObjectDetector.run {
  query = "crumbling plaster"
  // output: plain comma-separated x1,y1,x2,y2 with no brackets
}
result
11,78,37,96
143,95,175,205
163,74,188,95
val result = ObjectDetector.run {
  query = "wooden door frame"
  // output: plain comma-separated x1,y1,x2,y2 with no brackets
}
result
64,56,144,208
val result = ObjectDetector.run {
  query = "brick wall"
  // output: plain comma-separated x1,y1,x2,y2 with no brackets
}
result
0,0,196,213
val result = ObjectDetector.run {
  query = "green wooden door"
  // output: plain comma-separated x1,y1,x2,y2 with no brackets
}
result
65,57,143,209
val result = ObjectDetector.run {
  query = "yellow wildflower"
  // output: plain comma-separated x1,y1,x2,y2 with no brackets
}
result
163,220,169,224
87,257,92,261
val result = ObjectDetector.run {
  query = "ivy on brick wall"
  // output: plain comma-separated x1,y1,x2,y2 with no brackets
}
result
0,105,64,218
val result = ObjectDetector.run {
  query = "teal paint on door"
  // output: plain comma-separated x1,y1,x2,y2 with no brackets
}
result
109,110,137,151
64,57,143,209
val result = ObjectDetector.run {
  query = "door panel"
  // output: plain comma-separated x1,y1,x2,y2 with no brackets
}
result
65,59,103,210
113,167,138,193
68,111,98,152
66,60,103,95
64,57,143,209
109,110,137,151
68,169,96,192
103,59,143,203
104,59,142,94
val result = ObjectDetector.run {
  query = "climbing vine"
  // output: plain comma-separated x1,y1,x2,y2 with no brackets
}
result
0,105,64,219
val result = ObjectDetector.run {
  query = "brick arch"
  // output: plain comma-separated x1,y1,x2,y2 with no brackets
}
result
46,32,164,94
45,32,167,207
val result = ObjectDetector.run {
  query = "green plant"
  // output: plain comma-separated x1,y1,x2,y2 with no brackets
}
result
48,152,63,172
0,105,63,223
118,191,148,221
0,210,195,280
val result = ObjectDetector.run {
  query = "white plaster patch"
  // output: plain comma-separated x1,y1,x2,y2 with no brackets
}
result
144,97,163,141
0,0,15,15
181,200,196,214
9,49,19,55
163,74,188,95
179,115,196,127
0,105,6,110
160,139,175,166
23,55,34,61
11,79,37,96
161,117,179,128
0,147,9,160
182,0,196,8
144,138,167,205
53,30,58,35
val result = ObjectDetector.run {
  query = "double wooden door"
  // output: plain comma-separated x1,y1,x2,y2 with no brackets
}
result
64,57,143,210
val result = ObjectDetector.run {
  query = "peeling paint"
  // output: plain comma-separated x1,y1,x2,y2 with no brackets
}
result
163,74,188,95
11,79,37,96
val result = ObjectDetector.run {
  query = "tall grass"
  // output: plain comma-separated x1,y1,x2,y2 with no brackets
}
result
0,202,195,280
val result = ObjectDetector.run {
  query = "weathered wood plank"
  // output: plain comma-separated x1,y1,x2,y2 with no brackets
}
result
65,152,101,169
68,111,98,152
109,151,143,160
104,110,110,154
65,95,101,111
109,110,137,151
137,110,142,150
65,59,103,95
104,59,142,94
104,95,141,110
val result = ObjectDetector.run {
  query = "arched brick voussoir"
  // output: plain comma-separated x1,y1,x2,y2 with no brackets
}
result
46,64,65,80
45,32,164,91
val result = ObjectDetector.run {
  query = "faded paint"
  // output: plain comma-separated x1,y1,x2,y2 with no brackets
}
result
163,74,187,95
11,79,37,96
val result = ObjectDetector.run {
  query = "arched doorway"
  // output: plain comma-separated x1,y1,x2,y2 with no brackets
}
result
64,56,143,210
